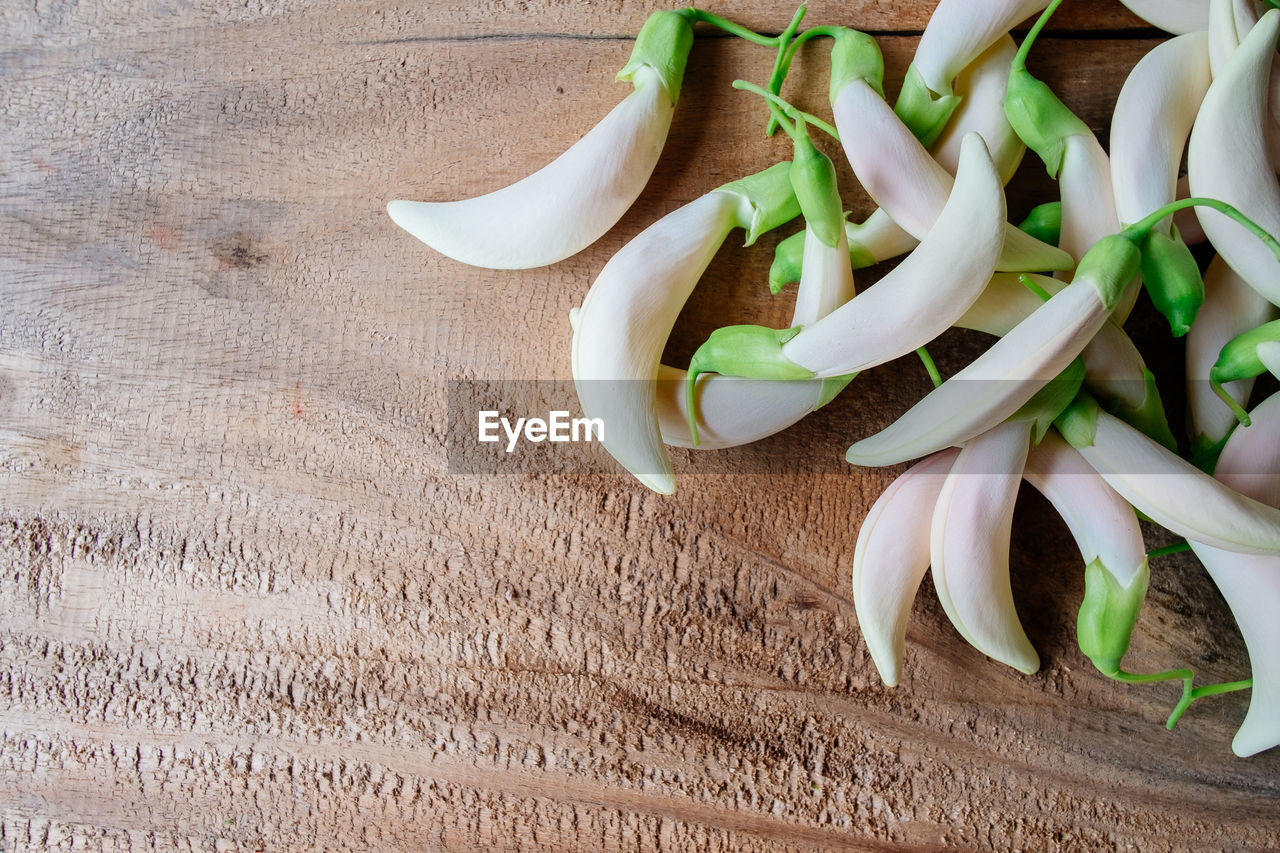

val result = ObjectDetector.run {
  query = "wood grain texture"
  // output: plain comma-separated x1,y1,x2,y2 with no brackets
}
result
3,0,1279,850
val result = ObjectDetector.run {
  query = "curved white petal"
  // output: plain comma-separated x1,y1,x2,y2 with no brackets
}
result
781,133,1004,376
846,279,1109,467
791,222,857,327
913,0,1050,96
654,221,856,450
388,66,673,270
833,79,1069,274
931,35,1026,184
852,449,960,687
1214,391,1280,509
1118,0,1210,34
655,368,828,450
1073,408,1280,554
1023,432,1147,588
1058,133,1122,268
1188,542,1280,756
1189,9,1280,306
572,191,739,493
1209,0,1243,75
834,79,952,238
846,208,920,265
1111,32,1211,230
1192,391,1280,756
1187,256,1276,449
930,422,1039,673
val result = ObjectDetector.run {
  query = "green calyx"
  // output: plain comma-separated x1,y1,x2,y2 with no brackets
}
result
1209,318,1280,427
769,223,876,293
1053,392,1101,449
617,10,696,104
828,28,884,103
790,132,845,248
1017,201,1062,247
817,373,858,409
1074,234,1143,314
1189,431,1233,474
717,161,802,247
1212,318,1280,384
1101,367,1178,452
1010,358,1085,443
1138,225,1204,337
1005,0,1090,178
1076,559,1150,677
685,325,814,445
893,64,960,148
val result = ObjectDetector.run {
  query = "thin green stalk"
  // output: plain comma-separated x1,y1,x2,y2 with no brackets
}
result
732,80,840,141
1146,542,1191,558
763,4,809,134
1013,0,1065,72
687,9,782,47
916,347,942,388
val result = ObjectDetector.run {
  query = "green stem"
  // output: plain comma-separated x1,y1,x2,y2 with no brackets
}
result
1018,274,1053,303
1211,376,1253,427
1166,678,1253,729
916,347,942,388
732,80,840,141
1146,542,1191,558
775,24,847,94
686,8,782,47
1125,198,1280,265
764,4,809,135
1013,0,1064,73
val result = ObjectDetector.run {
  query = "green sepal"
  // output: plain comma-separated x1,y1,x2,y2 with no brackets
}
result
769,229,805,293
1100,367,1178,452
1003,68,1092,179
893,64,960,148
1138,225,1204,337
1211,318,1280,384
769,222,875,294
829,29,884,103
717,161,802,247
1075,234,1143,314
617,10,696,104
685,325,814,445
1054,392,1101,449
1077,559,1150,676
816,373,858,409
1009,358,1085,443
1189,430,1233,474
1017,201,1062,247
790,134,844,248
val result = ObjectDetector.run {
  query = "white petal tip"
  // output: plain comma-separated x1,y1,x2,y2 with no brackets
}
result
637,472,676,495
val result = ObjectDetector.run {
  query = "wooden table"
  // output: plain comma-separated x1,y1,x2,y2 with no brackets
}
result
4,1,1279,849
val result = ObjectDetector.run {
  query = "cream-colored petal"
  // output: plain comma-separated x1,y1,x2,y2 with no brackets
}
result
1023,432,1147,588
655,367,828,450
930,422,1039,673
1074,408,1280,554
1111,31,1211,230
1118,0,1210,34
1189,9,1280,306
389,66,673,270
931,35,1025,184
572,191,739,493
782,134,1004,376
846,281,1109,467
1214,391,1280,509
791,222,857,327
913,0,1050,96
852,449,960,687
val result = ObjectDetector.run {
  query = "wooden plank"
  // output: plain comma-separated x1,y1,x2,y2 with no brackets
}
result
3,1,1279,850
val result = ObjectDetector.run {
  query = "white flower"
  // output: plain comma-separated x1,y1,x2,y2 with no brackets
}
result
387,12,693,269
1189,9,1280,307
571,164,798,493
852,449,960,686
1110,32,1211,232
929,421,1040,674
1190,391,1280,756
